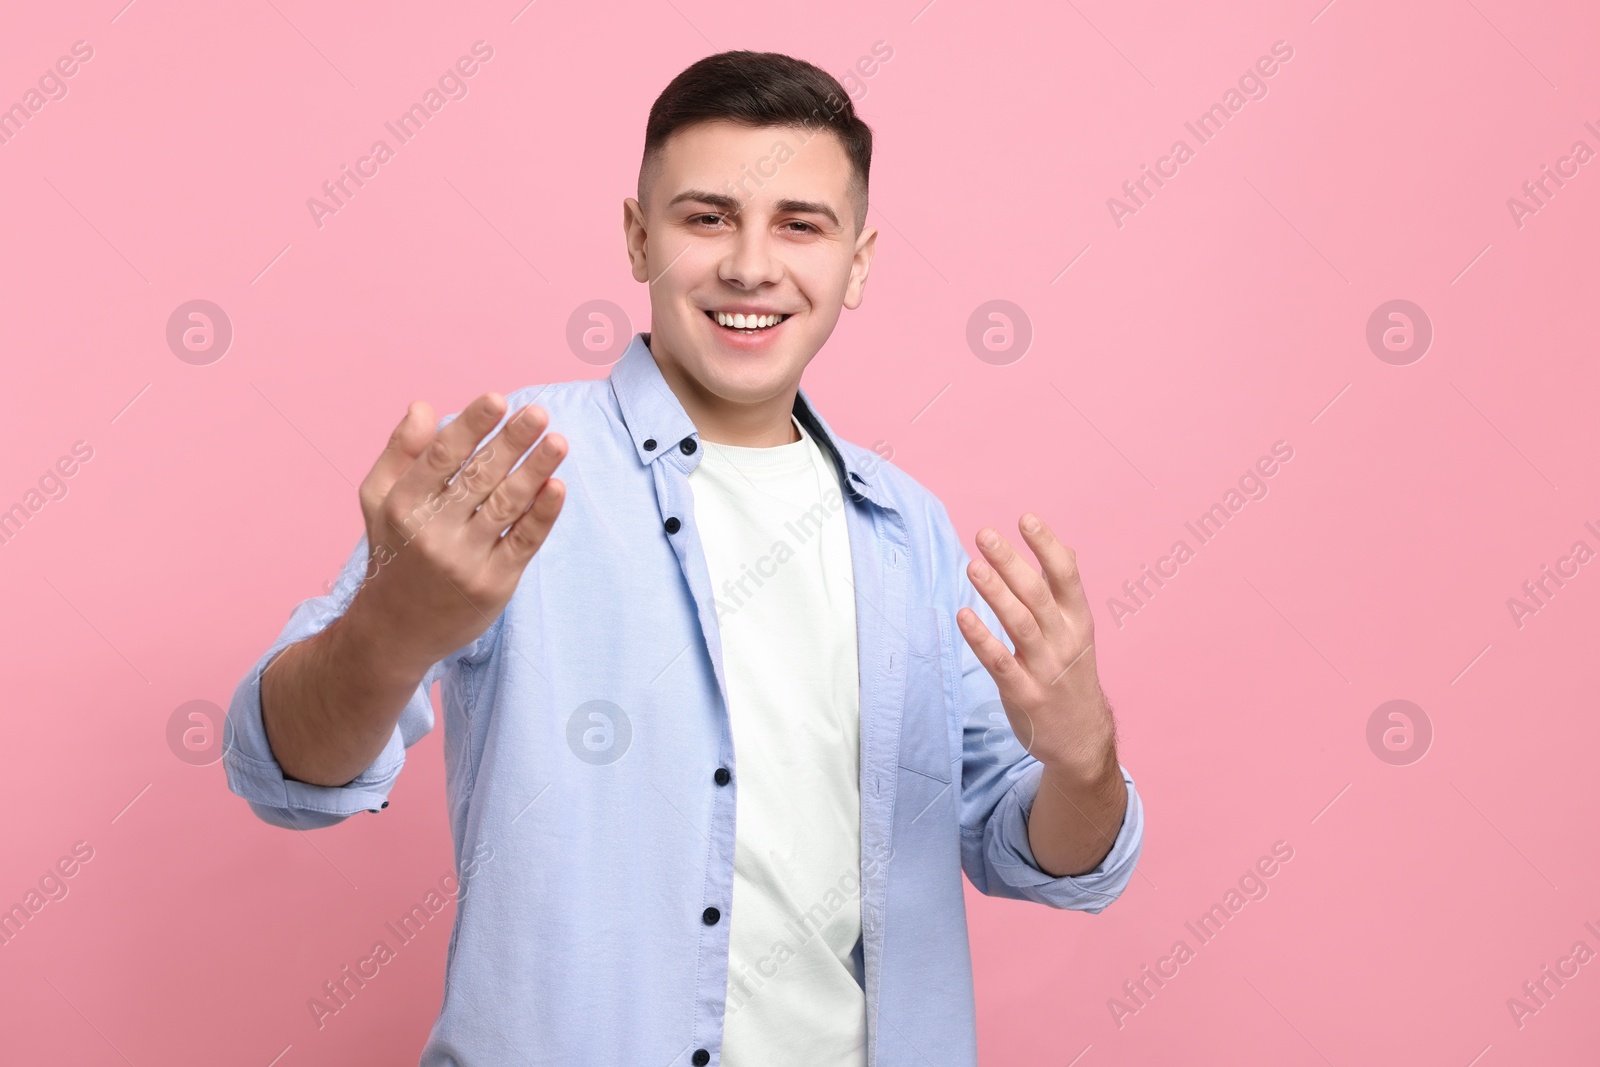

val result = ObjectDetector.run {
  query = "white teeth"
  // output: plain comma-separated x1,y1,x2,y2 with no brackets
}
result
713,311,785,329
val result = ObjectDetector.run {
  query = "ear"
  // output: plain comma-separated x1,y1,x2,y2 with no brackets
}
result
842,225,878,310
623,197,650,283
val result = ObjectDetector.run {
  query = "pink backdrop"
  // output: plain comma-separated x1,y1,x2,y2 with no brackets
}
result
3,0,1598,1063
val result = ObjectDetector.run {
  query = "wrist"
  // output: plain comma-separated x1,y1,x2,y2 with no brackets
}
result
335,587,436,689
1038,700,1117,782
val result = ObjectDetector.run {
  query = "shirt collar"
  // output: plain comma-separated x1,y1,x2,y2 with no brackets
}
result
608,331,892,509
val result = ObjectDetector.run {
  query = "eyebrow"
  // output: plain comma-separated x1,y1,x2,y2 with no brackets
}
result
667,189,840,229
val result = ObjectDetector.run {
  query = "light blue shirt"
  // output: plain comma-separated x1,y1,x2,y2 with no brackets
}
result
224,332,1146,1066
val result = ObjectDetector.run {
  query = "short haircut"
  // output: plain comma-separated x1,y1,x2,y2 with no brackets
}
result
638,50,873,233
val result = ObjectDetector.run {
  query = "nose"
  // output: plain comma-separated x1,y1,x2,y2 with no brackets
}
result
718,221,783,290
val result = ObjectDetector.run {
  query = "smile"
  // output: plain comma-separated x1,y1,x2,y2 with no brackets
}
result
704,309,791,333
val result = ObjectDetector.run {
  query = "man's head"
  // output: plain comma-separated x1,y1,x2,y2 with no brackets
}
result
624,51,878,442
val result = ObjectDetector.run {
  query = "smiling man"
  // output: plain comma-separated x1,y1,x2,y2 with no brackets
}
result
224,50,1144,1066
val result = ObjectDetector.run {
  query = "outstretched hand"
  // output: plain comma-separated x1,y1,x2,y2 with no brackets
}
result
350,392,568,669
956,512,1114,776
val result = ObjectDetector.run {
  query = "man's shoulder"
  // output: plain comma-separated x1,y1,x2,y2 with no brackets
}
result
437,375,613,431
504,375,612,415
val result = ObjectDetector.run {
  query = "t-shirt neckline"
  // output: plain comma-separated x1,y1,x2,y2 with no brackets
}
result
698,415,816,476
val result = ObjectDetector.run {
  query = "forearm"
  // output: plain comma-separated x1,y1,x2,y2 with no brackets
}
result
260,603,430,788
1025,727,1128,878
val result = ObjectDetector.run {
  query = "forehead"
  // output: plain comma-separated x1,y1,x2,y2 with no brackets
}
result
650,120,853,208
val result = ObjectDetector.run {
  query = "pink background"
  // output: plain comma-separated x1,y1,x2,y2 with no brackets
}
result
3,0,1598,1063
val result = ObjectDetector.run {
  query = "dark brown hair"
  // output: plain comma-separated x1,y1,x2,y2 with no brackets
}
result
639,50,873,231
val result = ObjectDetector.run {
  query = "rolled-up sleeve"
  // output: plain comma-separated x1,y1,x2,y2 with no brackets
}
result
966,757,1144,912
223,532,447,830
933,503,1145,912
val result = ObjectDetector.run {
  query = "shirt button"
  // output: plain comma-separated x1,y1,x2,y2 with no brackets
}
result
680,437,697,455
702,906,721,925
692,1051,711,1066
644,438,657,451
664,516,681,534
713,767,730,786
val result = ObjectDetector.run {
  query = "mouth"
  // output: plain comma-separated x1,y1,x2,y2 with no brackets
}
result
703,309,793,335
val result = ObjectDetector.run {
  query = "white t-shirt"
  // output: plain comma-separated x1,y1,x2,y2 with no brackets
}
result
687,413,866,1066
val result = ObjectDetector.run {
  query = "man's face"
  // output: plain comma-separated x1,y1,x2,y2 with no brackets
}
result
623,120,876,414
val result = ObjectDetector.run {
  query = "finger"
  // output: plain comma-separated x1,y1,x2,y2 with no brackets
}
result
392,392,508,501
971,529,1060,653
1018,513,1091,620
966,550,1042,658
495,476,566,566
473,430,567,538
453,402,552,512
956,606,1032,693
360,400,435,515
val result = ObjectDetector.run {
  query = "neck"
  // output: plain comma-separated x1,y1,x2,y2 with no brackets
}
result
648,337,802,447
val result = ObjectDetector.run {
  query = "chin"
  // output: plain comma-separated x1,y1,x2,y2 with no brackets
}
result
699,355,796,401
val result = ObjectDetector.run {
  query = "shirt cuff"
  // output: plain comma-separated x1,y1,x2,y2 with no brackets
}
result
980,760,1144,912
223,639,411,830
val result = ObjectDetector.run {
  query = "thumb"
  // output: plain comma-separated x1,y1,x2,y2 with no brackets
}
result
361,400,435,511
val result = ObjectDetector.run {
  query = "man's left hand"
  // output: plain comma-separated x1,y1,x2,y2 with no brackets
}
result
957,512,1114,778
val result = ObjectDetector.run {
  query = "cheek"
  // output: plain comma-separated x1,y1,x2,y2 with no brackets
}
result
790,251,855,305
646,245,712,301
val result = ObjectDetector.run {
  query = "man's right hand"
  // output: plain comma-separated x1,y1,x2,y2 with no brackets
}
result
259,392,565,788
347,392,568,672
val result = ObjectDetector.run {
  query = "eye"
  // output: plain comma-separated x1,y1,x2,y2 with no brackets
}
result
783,221,817,233
691,213,728,227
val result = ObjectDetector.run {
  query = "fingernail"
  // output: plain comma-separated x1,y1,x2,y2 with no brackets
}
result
979,530,999,549
971,560,991,580
1022,514,1040,533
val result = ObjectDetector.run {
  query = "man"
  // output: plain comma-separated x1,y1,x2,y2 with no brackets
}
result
225,50,1144,1066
